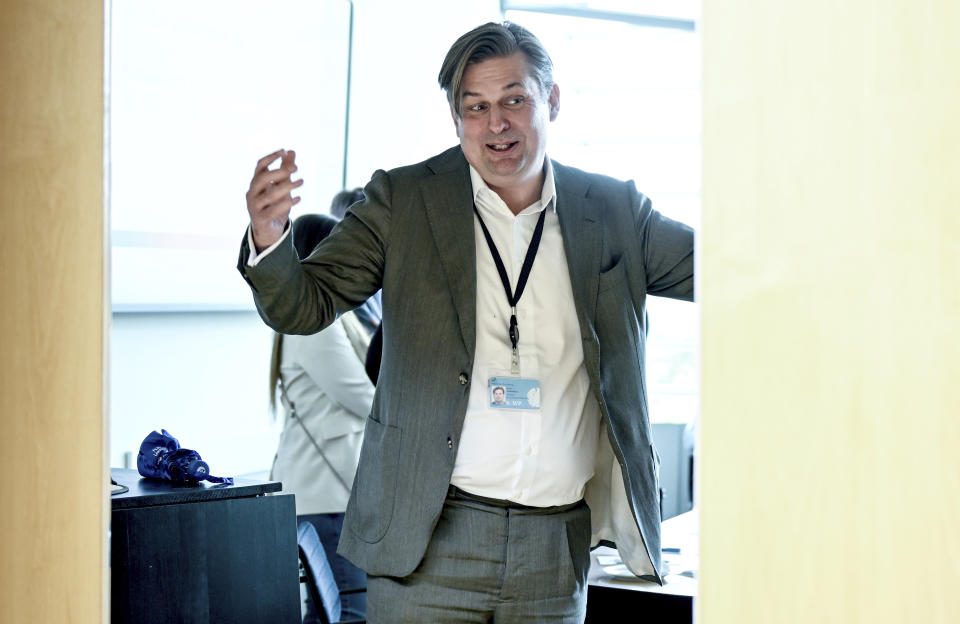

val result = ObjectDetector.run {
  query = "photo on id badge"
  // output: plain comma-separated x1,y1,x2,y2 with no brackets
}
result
488,376,541,410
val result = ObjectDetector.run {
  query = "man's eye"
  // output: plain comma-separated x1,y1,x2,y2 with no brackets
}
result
466,103,486,113
507,96,525,106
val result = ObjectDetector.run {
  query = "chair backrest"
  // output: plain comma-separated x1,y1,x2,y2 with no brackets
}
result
297,521,341,624
292,213,339,259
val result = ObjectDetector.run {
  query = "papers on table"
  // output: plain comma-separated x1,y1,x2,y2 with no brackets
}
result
595,509,699,585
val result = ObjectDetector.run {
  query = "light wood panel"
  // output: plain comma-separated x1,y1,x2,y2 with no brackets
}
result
0,0,106,622
700,2,960,622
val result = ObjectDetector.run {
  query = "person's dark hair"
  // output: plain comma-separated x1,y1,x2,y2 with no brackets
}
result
269,212,341,415
438,21,555,117
330,188,365,220
291,212,339,260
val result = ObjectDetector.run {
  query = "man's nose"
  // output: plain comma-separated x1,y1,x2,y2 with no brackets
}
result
488,106,509,133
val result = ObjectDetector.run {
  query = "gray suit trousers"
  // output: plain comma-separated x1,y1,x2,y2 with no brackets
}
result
367,488,592,623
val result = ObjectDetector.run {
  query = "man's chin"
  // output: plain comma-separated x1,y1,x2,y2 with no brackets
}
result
480,160,525,184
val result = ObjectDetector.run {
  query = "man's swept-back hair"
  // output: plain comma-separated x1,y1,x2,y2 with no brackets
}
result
438,21,554,117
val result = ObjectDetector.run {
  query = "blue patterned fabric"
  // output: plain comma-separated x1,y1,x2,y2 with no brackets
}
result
137,429,234,485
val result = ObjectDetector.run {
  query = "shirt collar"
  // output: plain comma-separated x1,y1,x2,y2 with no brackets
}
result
468,158,557,215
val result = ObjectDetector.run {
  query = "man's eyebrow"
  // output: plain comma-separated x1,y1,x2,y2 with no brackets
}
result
461,82,527,100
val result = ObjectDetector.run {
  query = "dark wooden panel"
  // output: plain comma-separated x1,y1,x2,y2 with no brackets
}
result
586,584,692,623
111,467,282,509
111,494,299,623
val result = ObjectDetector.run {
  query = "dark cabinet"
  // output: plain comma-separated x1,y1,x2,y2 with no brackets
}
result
110,468,300,624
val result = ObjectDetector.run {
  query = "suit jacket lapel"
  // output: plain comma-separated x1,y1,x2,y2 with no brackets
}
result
417,153,601,366
421,149,477,361
554,161,601,343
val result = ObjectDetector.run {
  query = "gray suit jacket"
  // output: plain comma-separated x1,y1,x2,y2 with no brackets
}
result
239,146,694,582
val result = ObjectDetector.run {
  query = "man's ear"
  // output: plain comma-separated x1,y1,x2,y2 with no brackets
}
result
548,84,560,122
450,104,463,137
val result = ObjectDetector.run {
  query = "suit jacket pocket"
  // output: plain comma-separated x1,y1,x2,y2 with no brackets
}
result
597,256,626,294
348,417,401,543
595,256,639,351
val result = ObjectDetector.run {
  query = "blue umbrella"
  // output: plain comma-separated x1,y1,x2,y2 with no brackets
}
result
137,429,233,485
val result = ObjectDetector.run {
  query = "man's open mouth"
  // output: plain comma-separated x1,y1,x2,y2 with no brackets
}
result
486,141,518,152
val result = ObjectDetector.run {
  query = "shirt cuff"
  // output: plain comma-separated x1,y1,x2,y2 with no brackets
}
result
246,222,291,267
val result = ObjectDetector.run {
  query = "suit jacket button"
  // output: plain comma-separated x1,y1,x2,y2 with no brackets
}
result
447,438,454,449
458,373,468,385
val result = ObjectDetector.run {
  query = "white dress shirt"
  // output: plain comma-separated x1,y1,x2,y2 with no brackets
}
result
450,161,602,507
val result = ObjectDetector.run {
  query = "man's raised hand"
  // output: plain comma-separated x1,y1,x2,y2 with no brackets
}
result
246,149,304,251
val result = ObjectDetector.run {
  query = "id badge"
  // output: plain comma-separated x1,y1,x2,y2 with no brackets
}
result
488,376,541,410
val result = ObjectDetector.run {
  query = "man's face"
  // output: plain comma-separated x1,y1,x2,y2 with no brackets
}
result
493,387,505,403
452,52,559,201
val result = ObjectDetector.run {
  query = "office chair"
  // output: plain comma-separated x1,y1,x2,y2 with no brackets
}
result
297,521,365,624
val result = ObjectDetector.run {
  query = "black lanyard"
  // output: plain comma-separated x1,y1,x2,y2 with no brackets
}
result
473,205,547,374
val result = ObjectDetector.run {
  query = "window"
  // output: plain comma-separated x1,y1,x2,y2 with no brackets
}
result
109,0,351,311
504,3,701,425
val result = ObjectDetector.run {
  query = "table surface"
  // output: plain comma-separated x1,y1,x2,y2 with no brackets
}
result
110,467,282,509
588,509,699,598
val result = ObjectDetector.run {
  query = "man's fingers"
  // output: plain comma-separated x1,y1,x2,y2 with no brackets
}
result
252,195,301,233
249,177,304,212
261,180,303,211
247,149,302,250
280,149,297,171
253,149,285,176
252,148,298,178
248,168,295,196
248,164,300,196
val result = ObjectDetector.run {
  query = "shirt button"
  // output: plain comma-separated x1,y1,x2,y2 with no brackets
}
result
447,437,454,449
458,373,468,385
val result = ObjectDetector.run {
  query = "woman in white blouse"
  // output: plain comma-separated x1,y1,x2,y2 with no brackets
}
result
269,211,376,621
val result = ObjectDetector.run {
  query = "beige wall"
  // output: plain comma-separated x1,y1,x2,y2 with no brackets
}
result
700,3,959,623
0,0,106,622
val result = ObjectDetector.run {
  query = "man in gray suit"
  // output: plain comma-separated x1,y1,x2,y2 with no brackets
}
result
240,21,693,623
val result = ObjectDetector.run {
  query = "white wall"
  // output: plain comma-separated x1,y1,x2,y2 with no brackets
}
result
110,311,280,474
